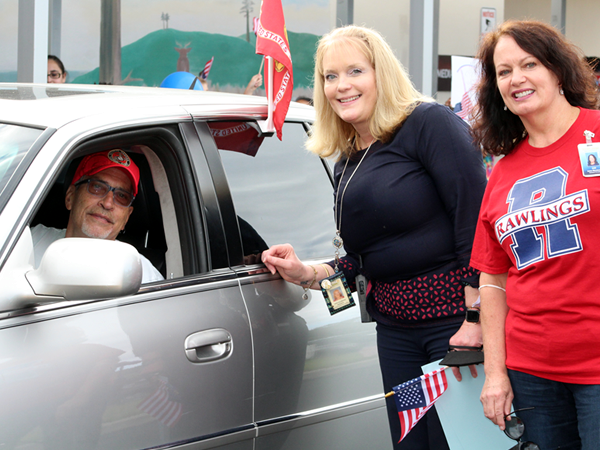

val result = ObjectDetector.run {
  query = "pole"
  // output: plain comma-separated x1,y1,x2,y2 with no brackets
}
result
265,56,275,132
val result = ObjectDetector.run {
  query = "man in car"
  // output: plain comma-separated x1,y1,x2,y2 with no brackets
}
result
31,149,163,283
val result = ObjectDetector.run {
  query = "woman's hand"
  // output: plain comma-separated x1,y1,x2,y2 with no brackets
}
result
261,244,309,284
480,372,513,430
448,321,482,381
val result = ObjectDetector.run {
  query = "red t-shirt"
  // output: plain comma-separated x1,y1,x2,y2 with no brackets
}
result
471,107,600,384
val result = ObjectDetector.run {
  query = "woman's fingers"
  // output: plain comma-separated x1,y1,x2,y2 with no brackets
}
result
481,375,513,430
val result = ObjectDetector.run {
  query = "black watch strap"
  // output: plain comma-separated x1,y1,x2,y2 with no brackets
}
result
466,308,480,324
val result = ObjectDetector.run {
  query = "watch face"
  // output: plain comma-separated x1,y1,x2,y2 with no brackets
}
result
466,309,480,323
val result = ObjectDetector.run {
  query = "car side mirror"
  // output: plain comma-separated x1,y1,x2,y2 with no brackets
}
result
0,232,143,313
26,238,143,301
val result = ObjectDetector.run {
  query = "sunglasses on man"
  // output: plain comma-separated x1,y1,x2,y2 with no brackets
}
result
75,178,135,207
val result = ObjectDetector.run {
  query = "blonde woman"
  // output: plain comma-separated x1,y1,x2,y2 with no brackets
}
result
262,26,487,449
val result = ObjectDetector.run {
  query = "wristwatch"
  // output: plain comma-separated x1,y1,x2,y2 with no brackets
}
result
466,308,480,324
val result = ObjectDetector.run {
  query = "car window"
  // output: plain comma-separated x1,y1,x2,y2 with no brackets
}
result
215,121,336,261
29,125,194,288
0,123,43,202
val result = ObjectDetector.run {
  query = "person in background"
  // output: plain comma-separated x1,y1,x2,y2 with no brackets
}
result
471,20,600,450
295,96,313,106
586,56,600,89
261,25,486,450
48,55,67,84
244,74,263,95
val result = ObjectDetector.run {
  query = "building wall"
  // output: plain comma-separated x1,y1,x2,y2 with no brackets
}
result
505,0,600,57
565,0,600,57
353,0,411,68
504,0,551,23
350,0,597,101
439,0,504,57
351,0,504,65
352,0,504,100
351,0,599,66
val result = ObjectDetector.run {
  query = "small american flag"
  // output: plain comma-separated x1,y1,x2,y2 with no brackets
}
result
253,17,259,36
456,90,474,121
392,367,448,442
199,56,214,80
138,376,182,428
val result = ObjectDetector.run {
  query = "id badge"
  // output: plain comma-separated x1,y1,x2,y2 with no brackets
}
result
320,272,356,315
578,142,600,177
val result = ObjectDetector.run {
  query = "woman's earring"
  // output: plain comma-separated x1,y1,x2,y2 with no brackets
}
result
560,87,564,95
503,105,507,111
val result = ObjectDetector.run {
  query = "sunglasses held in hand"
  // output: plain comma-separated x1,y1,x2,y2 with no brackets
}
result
504,408,539,450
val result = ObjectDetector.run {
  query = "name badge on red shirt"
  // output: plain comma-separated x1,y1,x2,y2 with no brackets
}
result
578,131,600,177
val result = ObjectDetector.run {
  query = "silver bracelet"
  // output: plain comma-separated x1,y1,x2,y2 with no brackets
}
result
302,265,318,300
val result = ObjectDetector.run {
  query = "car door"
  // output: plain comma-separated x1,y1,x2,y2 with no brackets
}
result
195,118,392,450
0,118,255,450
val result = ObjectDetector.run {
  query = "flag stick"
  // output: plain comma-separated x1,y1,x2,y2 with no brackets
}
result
259,57,264,75
265,56,275,132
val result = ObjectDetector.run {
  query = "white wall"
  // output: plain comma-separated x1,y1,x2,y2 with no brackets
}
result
505,0,551,23
565,0,600,57
352,0,504,100
505,0,600,60
350,0,505,63
439,0,504,57
353,0,411,68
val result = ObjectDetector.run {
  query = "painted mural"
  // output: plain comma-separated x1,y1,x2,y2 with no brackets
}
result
0,0,330,95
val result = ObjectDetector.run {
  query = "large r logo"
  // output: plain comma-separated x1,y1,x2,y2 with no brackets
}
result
505,168,583,269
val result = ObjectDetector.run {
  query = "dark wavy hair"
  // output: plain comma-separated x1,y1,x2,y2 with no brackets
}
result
472,20,599,156
48,55,67,75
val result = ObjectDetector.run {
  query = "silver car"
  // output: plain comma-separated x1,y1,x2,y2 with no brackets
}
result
0,84,391,450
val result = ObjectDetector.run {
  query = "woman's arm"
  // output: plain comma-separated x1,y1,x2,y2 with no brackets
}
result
479,271,513,431
449,284,482,381
416,104,487,268
262,244,330,290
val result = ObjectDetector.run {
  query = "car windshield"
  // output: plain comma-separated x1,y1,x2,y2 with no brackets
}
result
0,123,44,201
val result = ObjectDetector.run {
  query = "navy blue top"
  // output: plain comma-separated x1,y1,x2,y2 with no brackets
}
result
332,102,487,324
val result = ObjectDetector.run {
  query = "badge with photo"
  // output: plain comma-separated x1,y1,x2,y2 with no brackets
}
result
320,272,356,315
578,133,600,177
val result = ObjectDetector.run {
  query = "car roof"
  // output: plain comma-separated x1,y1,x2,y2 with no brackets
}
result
0,83,314,129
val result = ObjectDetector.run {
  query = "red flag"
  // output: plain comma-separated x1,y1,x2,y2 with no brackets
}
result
255,0,293,140
200,56,214,80
392,367,448,442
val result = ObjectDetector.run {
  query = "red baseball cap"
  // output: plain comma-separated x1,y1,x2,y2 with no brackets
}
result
71,149,140,196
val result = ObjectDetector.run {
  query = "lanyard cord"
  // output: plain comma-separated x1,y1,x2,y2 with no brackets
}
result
333,139,375,269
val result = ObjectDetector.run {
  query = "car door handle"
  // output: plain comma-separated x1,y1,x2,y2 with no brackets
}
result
184,328,233,363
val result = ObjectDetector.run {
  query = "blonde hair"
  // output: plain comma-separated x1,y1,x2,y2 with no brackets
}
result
307,26,432,159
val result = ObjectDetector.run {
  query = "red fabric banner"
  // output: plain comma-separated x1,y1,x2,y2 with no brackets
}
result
255,0,293,140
